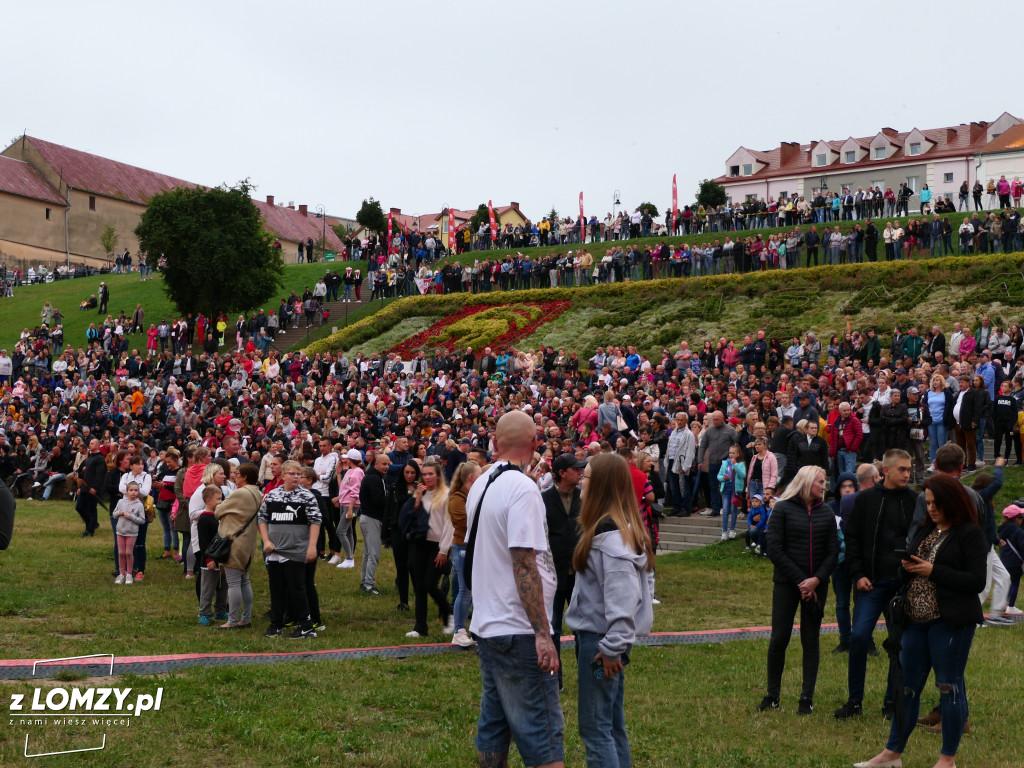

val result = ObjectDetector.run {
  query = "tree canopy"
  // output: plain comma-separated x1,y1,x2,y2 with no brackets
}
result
135,182,283,319
637,202,660,217
356,197,387,235
469,203,501,231
696,179,727,209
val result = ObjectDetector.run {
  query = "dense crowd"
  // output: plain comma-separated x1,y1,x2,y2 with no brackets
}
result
5,285,1024,767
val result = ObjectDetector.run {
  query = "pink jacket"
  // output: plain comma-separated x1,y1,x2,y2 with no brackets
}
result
748,451,778,494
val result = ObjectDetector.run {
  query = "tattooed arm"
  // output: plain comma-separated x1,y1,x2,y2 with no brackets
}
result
510,547,558,673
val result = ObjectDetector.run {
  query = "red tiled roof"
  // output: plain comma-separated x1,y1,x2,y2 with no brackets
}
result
978,123,1024,154
0,155,66,205
252,201,343,250
24,136,195,204
716,121,1008,185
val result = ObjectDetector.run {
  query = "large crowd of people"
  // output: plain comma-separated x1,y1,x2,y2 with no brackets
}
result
4,275,1024,766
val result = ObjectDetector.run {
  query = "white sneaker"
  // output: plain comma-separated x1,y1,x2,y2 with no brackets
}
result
338,559,355,569
123,577,132,585
651,596,662,605
114,575,125,584
451,629,476,648
728,530,737,540
699,508,713,516
976,459,986,466
1003,606,1023,616
443,616,455,635
405,630,426,638
721,532,728,541
327,554,341,565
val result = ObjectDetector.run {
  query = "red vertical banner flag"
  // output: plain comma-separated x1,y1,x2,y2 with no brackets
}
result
487,200,497,244
579,192,585,243
386,211,393,249
672,174,678,233
448,208,456,253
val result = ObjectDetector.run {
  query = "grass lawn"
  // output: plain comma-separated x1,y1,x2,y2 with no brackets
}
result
0,261,367,353
1,470,1021,766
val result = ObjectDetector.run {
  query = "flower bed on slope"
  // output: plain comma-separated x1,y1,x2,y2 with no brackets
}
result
389,301,570,356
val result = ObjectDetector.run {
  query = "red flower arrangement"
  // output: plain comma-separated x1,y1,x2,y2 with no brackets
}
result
389,300,571,357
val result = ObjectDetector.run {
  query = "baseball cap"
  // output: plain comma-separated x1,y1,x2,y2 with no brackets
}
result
552,454,587,474
344,449,363,462
1002,504,1024,520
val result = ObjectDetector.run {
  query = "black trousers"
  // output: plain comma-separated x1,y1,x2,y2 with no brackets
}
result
552,574,575,688
410,539,450,635
320,501,342,555
76,492,99,533
993,423,1015,460
766,581,827,700
304,560,321,625
267,560,312,630
392,538,411,606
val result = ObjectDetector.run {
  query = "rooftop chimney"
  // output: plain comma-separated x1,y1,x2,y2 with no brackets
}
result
266,195,275,206
299,204,308,216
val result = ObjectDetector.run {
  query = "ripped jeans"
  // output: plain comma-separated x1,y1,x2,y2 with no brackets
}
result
886,618,975,758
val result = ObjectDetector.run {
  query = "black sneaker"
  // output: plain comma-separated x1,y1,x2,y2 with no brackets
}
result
396,603,410,612
312,623,326,632
798,697,814,715
881,700,894,721
288,627,317,640
834,701,863,719
831,642,850,654
365,587,380,596
757,696,780,712
264,625,283,638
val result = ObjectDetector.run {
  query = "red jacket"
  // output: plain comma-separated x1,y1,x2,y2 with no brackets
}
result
827,412,863,457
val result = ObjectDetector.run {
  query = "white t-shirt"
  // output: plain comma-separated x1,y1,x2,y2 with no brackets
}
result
465,461,556,638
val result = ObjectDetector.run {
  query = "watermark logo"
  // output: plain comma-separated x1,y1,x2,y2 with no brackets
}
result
8,655,164,758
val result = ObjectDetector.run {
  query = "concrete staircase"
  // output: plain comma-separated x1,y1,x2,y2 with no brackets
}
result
658,514,726,553
269,282,370,351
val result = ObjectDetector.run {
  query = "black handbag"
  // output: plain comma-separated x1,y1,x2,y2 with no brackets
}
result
206,511,257,565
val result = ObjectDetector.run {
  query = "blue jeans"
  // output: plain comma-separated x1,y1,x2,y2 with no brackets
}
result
975,418,987,462
666,469,684,514
576,631,631,768
927,422,947,464
451,544,471,632
837,450,857,477
41,473,67,500
721,482,738,532
475,634,564,765
848,579,900,704
157,503,179,552
831,563,852,644
708,463,722,516
886,619,975,757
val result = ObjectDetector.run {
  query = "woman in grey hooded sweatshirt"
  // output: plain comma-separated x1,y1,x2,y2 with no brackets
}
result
567,453,654,768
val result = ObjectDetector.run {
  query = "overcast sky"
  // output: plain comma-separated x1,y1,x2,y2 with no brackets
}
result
4,1,1017,221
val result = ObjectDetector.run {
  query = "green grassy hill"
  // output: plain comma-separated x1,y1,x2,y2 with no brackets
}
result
1,262,365,352
306,254,1024,360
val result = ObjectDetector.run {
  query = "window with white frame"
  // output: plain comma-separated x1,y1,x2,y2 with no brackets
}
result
815,154,827,167
742,164,752,176
909,143,922,156
873,147,886,160
845,151,856,163
871,179,885,190
943,172,954,183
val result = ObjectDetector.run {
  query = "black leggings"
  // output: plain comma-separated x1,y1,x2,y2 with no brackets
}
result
392,537,411,606
766,582,827,700
410,539,450,635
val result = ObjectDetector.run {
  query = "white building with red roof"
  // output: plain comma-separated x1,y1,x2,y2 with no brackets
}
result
715,112,1021,208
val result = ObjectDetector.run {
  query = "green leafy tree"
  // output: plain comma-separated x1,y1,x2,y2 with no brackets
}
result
696,179,727,209
100,224,119,256
637,202,660,217
331,222,350,241
548,206,559,223
469,203,501,231
135,181,283,320
356,197,387,235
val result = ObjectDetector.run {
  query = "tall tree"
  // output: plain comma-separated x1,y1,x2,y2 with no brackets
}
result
100,224,119,256
356,197,387,235
696,179,727,209
135,182,283,320
636,202,660,217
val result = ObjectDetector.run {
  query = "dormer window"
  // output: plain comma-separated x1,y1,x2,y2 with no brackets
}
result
909,143,922,156
742,164,752,176
845,151,856,163
815,154,827,167
729,165,740,177
873,147,886,160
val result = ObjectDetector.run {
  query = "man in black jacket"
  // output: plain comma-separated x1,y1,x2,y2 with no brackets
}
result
75,438,107,537
835,449,917,720
542,453,584,689
358,453,389,594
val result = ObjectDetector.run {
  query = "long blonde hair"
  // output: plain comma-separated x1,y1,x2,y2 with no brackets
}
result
449,460,480,497
572,453,654,574
776,465,825,506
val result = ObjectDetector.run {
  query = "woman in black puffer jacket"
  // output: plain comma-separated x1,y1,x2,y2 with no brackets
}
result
758,465,839,715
